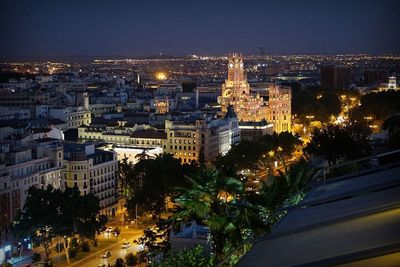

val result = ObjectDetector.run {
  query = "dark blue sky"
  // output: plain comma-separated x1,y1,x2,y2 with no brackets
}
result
1,0,399,58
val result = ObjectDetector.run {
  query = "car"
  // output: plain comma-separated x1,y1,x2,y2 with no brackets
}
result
121,241,130,249
101,251,111,258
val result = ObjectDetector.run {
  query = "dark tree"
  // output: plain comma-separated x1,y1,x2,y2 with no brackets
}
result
114,257,126,267
292,87,341,124
304,124,371,166
382,114,400,149
125,153,198,217
12,186,104,264
125,253,138,266
31,252,42,263
350,90,400,123
215,131,301,176
174,168,268,262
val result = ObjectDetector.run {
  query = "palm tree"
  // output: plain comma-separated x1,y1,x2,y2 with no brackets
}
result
118,156,134,197
255,159,313,224
382,114,400,149
174,168,268,262
135,148,153,161
382,113,400,134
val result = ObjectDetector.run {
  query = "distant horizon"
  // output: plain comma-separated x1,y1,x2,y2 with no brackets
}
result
1,52,399,63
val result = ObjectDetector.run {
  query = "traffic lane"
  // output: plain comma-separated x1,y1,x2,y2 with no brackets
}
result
69,231,143,267
99,243,141,266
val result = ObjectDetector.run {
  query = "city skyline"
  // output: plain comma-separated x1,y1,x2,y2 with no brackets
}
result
1,0,400,59
1,1,400,266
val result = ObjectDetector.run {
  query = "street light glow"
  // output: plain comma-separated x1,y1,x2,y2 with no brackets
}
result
156,72,167,80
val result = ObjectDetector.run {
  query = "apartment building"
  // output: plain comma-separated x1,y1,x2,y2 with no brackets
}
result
63,143,118,217
164,108,240,163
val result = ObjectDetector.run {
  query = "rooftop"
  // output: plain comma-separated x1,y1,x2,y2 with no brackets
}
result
130,129,167,139
238,163,400,267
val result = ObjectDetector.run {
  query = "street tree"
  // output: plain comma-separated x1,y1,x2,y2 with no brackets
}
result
304,124,371,166
174,168,268,262
125,153,198,217
13,186,104,264
383,114,400,149
114,257,126,267
125,253,138,266
154,245,213,267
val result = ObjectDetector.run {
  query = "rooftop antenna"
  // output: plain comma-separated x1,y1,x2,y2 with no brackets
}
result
195,87,199,111
259,46,265,56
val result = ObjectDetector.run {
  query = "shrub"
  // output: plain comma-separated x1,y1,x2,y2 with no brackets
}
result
31,252,42,263
69,247,78,258
114,257,125,267
81,240,91,252
125,253,138,266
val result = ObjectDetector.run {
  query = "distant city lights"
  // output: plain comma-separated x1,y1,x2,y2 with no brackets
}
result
155,72,167,80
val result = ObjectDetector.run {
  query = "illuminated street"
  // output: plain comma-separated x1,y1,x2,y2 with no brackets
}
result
0,1,399,266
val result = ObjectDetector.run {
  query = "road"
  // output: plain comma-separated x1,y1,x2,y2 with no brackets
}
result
69,228,143,267
13,213,148,267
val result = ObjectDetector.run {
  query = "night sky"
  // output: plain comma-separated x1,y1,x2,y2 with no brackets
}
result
1,0,399,58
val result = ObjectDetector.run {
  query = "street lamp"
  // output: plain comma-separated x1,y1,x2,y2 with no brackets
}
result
364,116,373,127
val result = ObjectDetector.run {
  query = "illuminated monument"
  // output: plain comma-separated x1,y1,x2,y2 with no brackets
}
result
219,53,291,132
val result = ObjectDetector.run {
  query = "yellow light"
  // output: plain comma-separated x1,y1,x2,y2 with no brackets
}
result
156,72,167,80
316,95,322,99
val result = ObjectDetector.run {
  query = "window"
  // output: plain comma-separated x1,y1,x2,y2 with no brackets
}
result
74,174,77,180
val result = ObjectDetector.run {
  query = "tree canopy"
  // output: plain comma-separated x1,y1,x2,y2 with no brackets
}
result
123,153,199,217
13,186,106,261
214,131,302,175
350,90,400,123
292,85,341,124
304,124,371,165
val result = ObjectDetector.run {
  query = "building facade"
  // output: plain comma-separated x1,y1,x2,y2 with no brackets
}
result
0,138,64,234
63,143,118,217
321,66,352,90
78,121,165,148
267,84,292,132
219,53,267,122
219,53,291,133
164,110,240,163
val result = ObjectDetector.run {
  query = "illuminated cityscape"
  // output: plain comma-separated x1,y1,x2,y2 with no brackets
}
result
0,0,400,266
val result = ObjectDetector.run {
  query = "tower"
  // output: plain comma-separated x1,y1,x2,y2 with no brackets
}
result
388,76,397,90
219,53,264,122
268,84,292,132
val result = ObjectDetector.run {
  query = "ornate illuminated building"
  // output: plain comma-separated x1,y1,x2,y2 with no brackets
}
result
268,84,291,132
219,53,292,132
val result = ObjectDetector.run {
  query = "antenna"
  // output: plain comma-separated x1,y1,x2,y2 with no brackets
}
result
259,46,265,56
